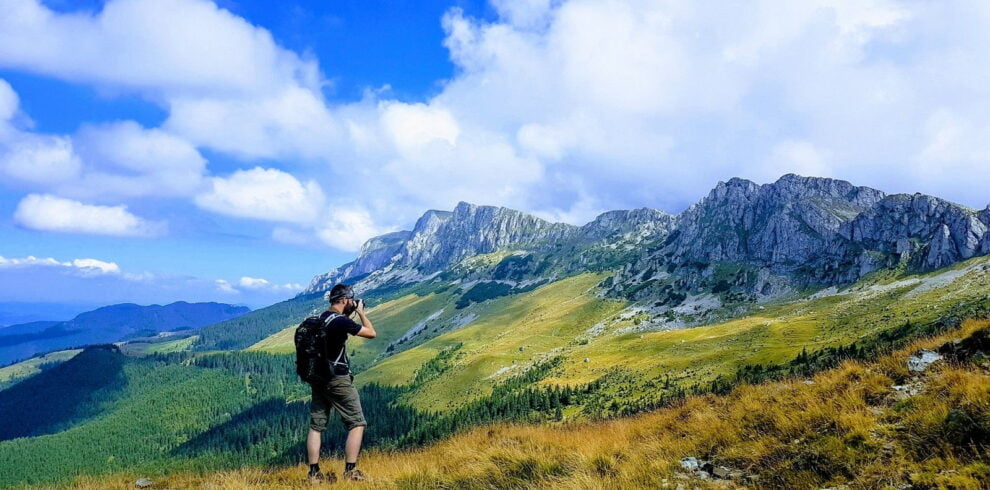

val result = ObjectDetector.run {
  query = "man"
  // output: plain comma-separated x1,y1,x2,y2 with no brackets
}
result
303,283,377,483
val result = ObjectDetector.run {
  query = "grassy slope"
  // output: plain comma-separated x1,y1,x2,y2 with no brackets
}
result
359,273,625,411
0,348,81,387
146,335,199,354
242,258,990,416
70,318,990,489
353,257,990,415
539,258,990,410
119,335,200,356
569,258,989,369
1,336,199,390
247,290,458,370
245,273,624,413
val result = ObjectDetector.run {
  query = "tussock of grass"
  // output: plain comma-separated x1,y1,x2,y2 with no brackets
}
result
69,319,990,489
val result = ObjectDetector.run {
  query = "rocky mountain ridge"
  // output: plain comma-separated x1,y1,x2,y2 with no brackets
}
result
303,174,990,309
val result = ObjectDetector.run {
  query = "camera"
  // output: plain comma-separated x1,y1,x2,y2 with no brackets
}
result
344,297,363,316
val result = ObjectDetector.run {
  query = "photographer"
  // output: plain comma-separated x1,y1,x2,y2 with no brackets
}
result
302,283,377,483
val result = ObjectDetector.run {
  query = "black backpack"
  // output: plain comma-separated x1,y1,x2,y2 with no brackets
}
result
294,312,341,383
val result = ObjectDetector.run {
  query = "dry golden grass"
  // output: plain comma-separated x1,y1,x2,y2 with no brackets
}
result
65,319,990,489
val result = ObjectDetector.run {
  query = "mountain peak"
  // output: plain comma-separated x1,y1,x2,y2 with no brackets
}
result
412,209,453,233
450,201,551,223
773,172,819,184
719,176,760,190
304,200,578,294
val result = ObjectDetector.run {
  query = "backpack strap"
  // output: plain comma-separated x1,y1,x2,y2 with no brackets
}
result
322,312,342,325
321,312,350,371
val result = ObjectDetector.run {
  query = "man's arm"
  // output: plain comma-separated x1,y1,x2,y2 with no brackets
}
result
354,301,376,339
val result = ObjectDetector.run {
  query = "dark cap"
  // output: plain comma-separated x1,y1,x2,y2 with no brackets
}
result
325,284,355,303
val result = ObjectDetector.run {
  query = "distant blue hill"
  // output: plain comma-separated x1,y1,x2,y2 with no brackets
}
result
0,302,250,366
0,302,98,327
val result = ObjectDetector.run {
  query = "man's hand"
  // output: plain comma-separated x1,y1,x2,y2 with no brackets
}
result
354,299,376,339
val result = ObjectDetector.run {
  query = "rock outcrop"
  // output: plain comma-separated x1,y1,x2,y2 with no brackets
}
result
304,230,411,293
304,202,579,294
579,208,674,243
665,174,886,265
841,193,990,270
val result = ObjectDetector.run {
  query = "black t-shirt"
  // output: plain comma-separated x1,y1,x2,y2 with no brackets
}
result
319,310,362,371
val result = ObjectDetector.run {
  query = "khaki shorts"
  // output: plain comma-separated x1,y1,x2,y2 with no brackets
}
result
309,374,367,432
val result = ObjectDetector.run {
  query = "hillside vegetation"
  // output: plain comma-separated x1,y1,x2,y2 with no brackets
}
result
255,257,990,417
0,258,985,487
69,318,990,489
193,295,324,352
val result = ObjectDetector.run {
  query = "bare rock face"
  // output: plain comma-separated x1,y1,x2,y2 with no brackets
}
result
397,202,578,272
610,174,888,300
907,349,943,372
303,202,580,294
667,174,886,266
580,208,674,243
304,230,412,293
842,193,989,270
982,206,990,254
614,175,990,302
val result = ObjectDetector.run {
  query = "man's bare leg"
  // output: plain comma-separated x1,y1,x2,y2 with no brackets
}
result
307,428,322,465
345,426,365,464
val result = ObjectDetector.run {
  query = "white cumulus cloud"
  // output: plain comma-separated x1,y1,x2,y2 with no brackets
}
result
0,0,318,98
0,133,82,185
0,255,121,276
214,279,239,294
0,0,334,164
0,78,17,120
238,276,270,289
165,86,340,161
5,0,990,250
238,276,303,291
194,167,326,224
70,258,122,275
316,206,396,252
380,102,460,154
71,121,208,198
13,193,165,237
0,80,203,200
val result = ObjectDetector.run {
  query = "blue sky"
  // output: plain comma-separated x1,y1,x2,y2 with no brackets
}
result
0,1,489,288
0,0,494,309
1,0,990,311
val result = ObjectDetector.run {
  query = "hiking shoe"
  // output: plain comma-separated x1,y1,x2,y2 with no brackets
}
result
343,468,368,481
307,470,337,484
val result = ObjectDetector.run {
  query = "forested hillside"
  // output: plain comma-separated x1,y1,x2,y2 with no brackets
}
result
192,295,323,351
